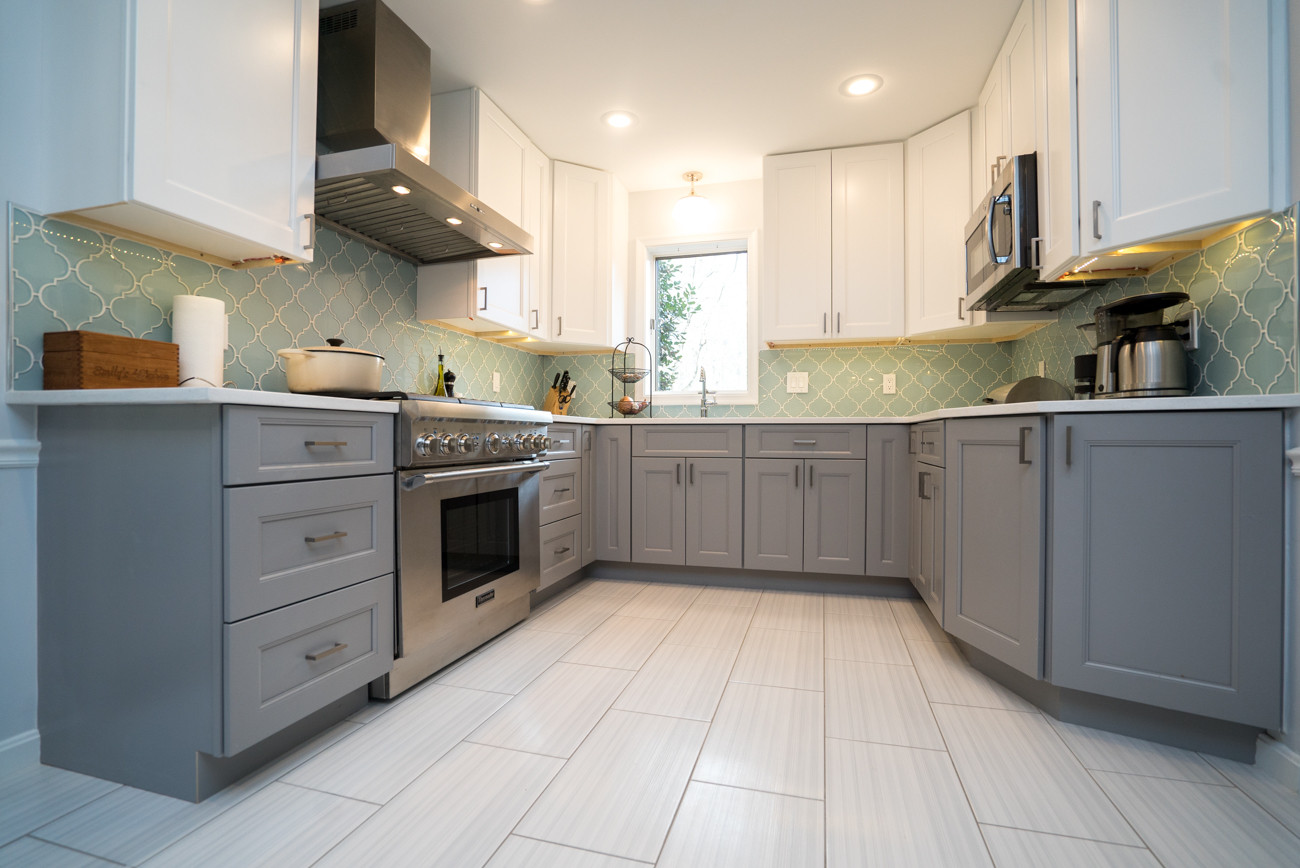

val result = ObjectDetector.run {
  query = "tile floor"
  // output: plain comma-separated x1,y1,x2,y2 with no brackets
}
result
4,578,1300,867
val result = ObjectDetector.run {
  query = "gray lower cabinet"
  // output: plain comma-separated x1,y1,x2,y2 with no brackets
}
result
944,416,1045,679
1049,411,1284,728
540,514,583,587
866,425,911,578
632,456,743,567
537,452,584,590
580,427,596,566
743,457,865,575
539,457,582,525
593,425,632,561
909,460,944,624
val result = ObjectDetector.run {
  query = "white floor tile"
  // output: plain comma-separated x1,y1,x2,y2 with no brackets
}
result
1203,753,1300,839
825,659,945,750
0,765,118,848
932,704,1142,845
824,593,897,618
825,611,911,665
576,580,648,601
1048,718,1231,786
890,598,950,642
526,593,628,635
613,644,737,721
694,682,824,800
140,782,374,868
662,603,754,650
436,627,583,694
616,584,701,620
906,639,1038,712
515,710,708,863
693,586,762,607
980,825,1161,868
825,738,992,868
314,743,563,868
1094,769,1300,868
730,627,824,691
0,837,119,868
281,684,507,803
467,662,632,757
751,591,824,632
560,615,673,670
485,836,650,868
657,781,824,868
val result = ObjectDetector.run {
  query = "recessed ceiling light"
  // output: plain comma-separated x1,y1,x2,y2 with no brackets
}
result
391,184,412,195
446,217,463,225
602,110,637,129
840,74,884,97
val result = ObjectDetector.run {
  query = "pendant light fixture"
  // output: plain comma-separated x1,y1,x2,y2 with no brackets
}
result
672,171,714,226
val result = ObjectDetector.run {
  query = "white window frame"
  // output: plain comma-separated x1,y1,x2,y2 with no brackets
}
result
634,231,760,406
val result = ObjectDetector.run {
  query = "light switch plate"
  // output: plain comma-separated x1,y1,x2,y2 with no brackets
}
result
786,372,809,393
882,373,897,394
492,371,501,393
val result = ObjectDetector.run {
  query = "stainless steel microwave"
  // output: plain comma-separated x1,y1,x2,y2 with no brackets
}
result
965,152,1040,311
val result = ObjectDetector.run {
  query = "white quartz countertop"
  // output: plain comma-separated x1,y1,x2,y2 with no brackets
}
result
5,386,400,413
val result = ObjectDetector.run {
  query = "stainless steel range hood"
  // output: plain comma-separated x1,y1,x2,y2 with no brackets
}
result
314,0,533,264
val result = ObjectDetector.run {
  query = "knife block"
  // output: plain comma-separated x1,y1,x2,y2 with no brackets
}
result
542,387,568,415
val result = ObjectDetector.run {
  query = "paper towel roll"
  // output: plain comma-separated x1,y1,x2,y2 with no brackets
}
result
172,295,227,388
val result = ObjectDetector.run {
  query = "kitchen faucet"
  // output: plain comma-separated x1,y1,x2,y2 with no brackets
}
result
699,366,716,417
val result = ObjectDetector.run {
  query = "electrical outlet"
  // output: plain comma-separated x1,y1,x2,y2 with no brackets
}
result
786,371,809,394
882,373,897,395
1038,360,1046,377
492,371,501,393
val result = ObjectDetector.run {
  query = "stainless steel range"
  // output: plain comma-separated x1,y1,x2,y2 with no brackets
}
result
371,395,551,699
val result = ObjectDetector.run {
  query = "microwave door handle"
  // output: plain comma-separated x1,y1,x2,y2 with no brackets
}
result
987,194,1010,264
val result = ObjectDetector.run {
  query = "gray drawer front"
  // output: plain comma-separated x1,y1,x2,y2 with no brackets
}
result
745,425,866,459
546,423,582,460
225,474,395,621
632,425,743,458
539,514,582,588
539,458,582,525
911,421,945,467
225,575,393,755
224,406,395,485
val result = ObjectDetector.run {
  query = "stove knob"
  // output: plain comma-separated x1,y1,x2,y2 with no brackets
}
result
542,436,553,452
527,433,543,451
485,432,502,455
414,434,435,457
455,433,473,454
512,433,527,452
438,433,457,455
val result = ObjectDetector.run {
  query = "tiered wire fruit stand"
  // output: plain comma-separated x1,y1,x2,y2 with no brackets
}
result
607,336,652,417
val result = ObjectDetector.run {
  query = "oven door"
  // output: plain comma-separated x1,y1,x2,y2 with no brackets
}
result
394,461,544,663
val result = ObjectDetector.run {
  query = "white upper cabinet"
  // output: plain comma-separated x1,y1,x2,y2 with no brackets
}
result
763,145,904,343
35,0,318,266
1076,0,1276,253
905,111,974,336
551,161,628,349
1035,0,1081,279
972,1,1036,206
419,89,550,334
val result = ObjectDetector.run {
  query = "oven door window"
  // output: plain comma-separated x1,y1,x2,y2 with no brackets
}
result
441,488,519,602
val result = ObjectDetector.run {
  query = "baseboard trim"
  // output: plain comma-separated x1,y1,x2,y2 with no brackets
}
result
1255,735,1300,792
0,439,40,469
0,729,40,777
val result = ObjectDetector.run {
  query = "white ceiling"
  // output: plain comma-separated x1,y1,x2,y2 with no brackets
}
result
382,0,1023,192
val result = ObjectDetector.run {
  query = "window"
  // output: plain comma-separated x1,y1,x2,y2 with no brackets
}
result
647,237,755,402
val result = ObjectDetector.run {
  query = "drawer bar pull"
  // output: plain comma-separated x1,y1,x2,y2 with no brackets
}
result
553,487,572,493
305,531,348,543
792,439,817,446
305,440,348,447
306,642,348,662
554,546,571,555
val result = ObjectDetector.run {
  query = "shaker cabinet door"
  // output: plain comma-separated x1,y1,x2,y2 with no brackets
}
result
631,457,686,565
684,458,743,569
803,459,866,576
743,459,803,572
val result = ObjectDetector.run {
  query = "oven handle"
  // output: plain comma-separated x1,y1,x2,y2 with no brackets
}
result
400,460,551,491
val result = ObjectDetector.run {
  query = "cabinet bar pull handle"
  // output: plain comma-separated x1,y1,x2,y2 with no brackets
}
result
555,546,571,555
553,487,571,493
305,440,347,447
1092,200,1103,240
1018,427,1033,465
677,462,682,485
479,287,489,311
808,464,815,487
794,464,800,488
908,430,918,455
304,214,316,251
1065,425,1073,467
305,531,348,543
584,430,592,450
531,309,540,329
957,297,966,321
792,439,817,446
918,470,930,500
1031,236,1042,269
836,312,841,333
306,642,347,662
823,313,828,334
689,462,695,485
557,316,562,335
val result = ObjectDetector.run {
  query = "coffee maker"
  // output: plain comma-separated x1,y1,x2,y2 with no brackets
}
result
1092,291,1193,399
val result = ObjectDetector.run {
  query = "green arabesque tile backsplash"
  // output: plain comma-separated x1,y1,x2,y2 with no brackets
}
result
10,206,1297,415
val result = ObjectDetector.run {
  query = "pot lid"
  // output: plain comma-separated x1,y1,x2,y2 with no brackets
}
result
298,338,385,359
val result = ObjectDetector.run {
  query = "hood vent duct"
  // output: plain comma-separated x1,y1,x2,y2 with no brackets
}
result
314,0,533,264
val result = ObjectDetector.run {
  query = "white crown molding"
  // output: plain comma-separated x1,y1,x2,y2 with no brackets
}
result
0,439,40,469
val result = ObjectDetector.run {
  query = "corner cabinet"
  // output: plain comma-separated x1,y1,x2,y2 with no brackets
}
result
944,416,1046,679
551,161,628,348
1049,411,1284,728
35,0,318,266
762,145,905,342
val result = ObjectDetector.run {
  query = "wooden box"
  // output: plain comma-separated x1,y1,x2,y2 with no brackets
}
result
43,331,179,390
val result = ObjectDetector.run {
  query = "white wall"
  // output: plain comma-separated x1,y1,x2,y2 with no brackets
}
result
0,2,46,775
